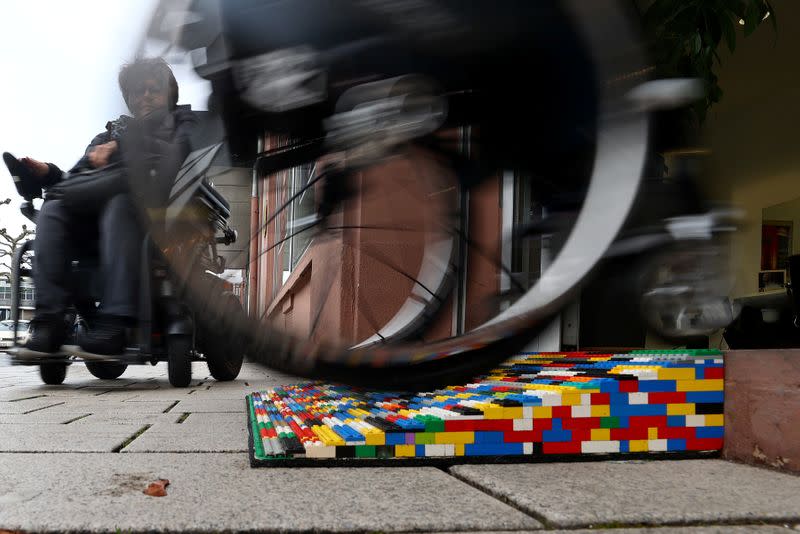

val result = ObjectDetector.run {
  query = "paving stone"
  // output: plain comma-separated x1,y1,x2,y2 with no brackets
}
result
0,412,91,425
43,399,179,414
73,413,181,426
0,397,66,414
122,418,247,452
0,453,541,532
0,423,144,452
170,398,247,413
450,460,800,528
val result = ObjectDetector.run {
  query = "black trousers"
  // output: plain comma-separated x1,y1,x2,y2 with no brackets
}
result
33,194,143,319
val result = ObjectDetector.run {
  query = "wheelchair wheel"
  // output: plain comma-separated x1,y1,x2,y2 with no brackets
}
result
142,0,660,390
85,361,128,380
39,363,67,385
200,292,245,382
167,335,192,387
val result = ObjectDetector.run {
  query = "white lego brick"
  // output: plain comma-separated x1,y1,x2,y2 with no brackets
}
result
523,442,534,455
513,418,533,431
444,444,455,457
571,405,592,418
581,440,621,454
425,444,447,457
648,439,668,451
628,392,649,405
685,415,705,427
305,445,337,458
541,394,563,406
581,393,592,406
522,406,533,419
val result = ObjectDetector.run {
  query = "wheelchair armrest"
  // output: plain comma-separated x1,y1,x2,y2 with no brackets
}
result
20,201,38,223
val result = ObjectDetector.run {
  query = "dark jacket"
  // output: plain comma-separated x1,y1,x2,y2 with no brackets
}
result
43,105,198,190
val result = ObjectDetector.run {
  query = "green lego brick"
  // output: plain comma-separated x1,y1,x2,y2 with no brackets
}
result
356,445,376,458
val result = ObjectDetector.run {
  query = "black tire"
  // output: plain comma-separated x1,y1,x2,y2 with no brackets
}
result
85,361,128,380
39,363,67,385
167,335,193,387
201,292,245,381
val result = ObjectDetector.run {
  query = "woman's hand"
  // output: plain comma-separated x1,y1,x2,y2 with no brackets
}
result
88,140,118,168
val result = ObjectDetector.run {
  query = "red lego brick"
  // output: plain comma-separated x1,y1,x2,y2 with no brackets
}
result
543,441,582,454
658,426,695,439
553,406,572,419
611,427,649,440
618,380,639,393
648,392,686,404
704,367,724,379
591,393,611,404
685,437,724,451
628,415,667,428
504,430,544,442
562,417,602,430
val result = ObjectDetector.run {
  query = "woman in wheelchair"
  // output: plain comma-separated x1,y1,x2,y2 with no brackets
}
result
4,57,198,358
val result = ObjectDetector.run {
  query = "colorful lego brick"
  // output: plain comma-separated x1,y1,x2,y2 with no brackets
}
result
247,349,725,462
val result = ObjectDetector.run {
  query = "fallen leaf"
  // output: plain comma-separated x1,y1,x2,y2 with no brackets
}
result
143,478,170,497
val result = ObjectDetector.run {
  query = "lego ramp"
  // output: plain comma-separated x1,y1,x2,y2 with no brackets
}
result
246,350,724,466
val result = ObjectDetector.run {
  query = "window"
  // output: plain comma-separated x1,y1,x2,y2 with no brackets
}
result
272,162,317,296
0,283,10,301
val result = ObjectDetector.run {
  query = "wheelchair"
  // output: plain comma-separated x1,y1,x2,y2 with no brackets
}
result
6,112,246,387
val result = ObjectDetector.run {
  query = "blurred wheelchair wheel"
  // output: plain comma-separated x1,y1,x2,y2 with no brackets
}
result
85,361,128,380
200,291,246,381
141,0,654,390
167,335,193,387
39,362,67,385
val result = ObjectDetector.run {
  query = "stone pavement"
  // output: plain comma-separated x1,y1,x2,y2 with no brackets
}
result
1,356,799,533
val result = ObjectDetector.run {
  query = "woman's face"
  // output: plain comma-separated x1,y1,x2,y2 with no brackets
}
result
129,78,169,118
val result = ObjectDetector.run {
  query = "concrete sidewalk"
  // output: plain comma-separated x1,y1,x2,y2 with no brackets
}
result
1,357,799,533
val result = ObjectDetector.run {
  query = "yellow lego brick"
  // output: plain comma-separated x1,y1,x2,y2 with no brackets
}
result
434,431,474,445
667,403,695,415
365,432,386,446
395,444,416,457
657,368,696,380
561,393,582,406
533,406,552,419
591,428,611,441
676,379,724,392
483,405,504,419
648,427,658,440
591,405,611,417
455,443,465,456
629,439,649,452
705,414,724,427
503,407,524,419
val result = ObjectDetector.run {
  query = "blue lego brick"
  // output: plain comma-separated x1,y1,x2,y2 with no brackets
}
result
542,429,572,442
685,391,724,403
695,426,724,439
667,415,686,427
385,433,406,445
610,403,667,417
465,443,525,456
667,439,687,451
599,380,620,393
474,431,505,444
416,445,426,456
620,440,630,453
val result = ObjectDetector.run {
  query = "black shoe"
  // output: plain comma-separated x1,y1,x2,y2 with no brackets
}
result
76,315,129,355
3,152,42,200
19,316,67,357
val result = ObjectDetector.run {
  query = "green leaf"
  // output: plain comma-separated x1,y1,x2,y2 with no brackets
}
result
721,14,737,52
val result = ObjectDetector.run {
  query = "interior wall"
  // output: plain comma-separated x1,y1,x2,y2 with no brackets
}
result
703,0,800,298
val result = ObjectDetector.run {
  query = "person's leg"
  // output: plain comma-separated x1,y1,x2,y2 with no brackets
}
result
77,194,143,354
26,199,80,352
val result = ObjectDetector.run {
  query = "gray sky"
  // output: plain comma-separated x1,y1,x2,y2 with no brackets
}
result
0,0,209,235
